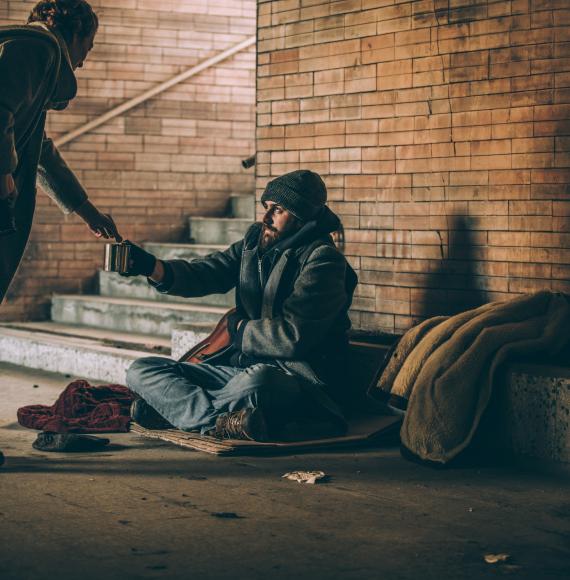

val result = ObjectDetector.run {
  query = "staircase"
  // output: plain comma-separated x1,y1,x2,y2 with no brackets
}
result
0,194,255,383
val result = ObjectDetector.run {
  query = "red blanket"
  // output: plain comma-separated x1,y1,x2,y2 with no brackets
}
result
18,380,135,433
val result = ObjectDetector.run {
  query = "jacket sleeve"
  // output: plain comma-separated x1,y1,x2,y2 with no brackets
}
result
238,245,348,359
151,238,244,298
0,37,56,174
37,136,88,213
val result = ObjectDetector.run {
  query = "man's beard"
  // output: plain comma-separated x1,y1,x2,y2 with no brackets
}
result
259,221,301,252
259,224,281,251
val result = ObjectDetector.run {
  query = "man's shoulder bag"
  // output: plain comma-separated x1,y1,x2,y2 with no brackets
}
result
177,308,236,364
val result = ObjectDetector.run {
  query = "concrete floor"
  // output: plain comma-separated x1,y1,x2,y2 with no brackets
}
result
0,362,568,580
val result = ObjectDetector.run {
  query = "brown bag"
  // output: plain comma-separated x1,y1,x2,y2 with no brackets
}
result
178,308,236,364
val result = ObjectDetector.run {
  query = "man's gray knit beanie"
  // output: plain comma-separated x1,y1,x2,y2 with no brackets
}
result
261,170,327,221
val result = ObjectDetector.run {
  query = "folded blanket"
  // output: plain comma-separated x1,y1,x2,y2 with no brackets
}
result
370,291,570,464
18,380,135,433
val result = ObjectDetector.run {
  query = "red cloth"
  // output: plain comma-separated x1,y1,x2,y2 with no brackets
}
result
17,380,135,433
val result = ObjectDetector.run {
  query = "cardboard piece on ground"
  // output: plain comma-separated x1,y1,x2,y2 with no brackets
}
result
130,413,401,456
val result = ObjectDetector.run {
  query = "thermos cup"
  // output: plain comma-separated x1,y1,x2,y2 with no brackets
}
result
103,241,131,274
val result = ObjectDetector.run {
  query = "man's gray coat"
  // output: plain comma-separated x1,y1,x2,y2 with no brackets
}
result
152,215,358,422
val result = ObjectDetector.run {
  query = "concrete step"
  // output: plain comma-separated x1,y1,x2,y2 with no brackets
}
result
0,323,170,383
143,242,226,261
229,194,255,219
98,271,235,308
0,321,171,352
51,295,221,337
188,217,252,245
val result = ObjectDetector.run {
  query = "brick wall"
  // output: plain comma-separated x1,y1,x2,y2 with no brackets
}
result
1,0,256,320
256,0,570,335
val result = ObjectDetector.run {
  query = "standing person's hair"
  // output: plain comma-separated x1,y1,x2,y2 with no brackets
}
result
27,0,98,44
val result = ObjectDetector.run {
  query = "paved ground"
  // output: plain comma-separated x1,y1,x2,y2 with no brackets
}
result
0,361,568,580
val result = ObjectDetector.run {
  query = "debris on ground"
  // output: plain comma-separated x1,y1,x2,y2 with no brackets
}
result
211,512,243,519
282,470,328,484
484,553,511,564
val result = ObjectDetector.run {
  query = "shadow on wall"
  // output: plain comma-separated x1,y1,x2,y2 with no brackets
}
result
419,215,487,319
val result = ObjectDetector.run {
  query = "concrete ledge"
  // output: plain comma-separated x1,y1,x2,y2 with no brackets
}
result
0,326,151,383
171,325,213,360
504,362,570,466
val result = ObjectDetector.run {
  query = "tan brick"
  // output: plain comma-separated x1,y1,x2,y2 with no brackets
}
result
512,153,555,168
509,200,552,215
492,122,533,139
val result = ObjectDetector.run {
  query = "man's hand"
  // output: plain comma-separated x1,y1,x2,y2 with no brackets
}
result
120,241,157,278
227,310,248,339
74,199,122,241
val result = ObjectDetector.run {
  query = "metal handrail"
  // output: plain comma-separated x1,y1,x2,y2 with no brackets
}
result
54,35,256,148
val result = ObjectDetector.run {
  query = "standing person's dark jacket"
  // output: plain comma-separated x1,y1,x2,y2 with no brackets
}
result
151,207,358,420
0,24,92,299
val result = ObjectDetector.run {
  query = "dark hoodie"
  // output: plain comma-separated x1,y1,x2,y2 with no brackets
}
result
0,23,88,301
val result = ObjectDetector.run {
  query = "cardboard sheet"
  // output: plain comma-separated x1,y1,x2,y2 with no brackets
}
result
130,413,401,456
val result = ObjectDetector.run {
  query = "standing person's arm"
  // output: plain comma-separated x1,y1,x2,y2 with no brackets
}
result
38,136,121,240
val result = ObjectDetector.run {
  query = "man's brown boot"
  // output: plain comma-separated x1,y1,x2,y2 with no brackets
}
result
211,408,268,442
130,399,174,430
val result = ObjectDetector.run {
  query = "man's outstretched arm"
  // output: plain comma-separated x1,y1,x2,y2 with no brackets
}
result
123,238,244,298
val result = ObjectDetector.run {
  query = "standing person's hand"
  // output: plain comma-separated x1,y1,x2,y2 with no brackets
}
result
74,199,122,241
0,174,18,236
0,174,15,198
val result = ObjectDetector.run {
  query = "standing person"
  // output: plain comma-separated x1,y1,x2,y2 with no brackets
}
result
0,0,120,303
125,170,358,441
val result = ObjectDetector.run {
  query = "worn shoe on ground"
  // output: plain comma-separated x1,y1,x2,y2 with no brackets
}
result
130,398,174,430
211,408,268,442
32,433,110,452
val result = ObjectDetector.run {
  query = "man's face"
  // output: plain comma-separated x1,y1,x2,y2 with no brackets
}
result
68,29,96,70
259,200,301,250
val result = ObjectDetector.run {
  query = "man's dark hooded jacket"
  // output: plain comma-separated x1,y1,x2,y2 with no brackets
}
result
152,206,358,420
0,24,88,300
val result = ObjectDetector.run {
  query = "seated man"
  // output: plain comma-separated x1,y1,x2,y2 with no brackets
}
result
125,170,358,441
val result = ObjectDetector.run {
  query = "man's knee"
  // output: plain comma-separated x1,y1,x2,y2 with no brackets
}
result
244,364,279,387
243,364,301,399
126,356,174,392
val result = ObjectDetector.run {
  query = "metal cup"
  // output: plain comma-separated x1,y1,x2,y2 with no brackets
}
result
104,242,131,274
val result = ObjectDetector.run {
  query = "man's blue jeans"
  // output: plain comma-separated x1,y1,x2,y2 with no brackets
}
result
126,356,305,433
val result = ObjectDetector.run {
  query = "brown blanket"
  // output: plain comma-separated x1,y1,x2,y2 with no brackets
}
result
371,291,570,464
